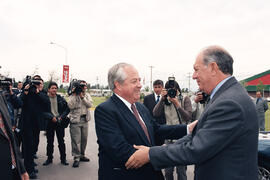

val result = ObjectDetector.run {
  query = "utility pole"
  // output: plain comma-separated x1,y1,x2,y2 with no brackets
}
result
149,66,154,92
187,72,191,92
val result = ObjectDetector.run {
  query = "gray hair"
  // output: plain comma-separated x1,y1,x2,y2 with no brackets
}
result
202,46,234,75
107,63,133,90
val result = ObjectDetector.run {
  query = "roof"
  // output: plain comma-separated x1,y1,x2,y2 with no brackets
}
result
241,69,270,83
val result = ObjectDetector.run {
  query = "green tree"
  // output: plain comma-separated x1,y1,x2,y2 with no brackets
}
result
257,80,266,93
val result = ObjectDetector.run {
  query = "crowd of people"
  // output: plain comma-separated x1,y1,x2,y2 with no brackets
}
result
0,45,269,180
0,76,92,179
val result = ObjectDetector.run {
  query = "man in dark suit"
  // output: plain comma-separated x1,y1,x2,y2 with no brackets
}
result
125,46,259,180
143,79,166,145
94,63,197,180
0,92,29,180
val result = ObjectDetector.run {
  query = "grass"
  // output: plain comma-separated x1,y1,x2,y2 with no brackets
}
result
265,102,270,131
92,96,107,108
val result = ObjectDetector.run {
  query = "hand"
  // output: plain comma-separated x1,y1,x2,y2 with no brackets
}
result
188,120,198,133
9,85,14,95
24,84,30,95
161,89,167,100
125,145,150,169
194,92,203,103
52,117,57,123
21,172,29,180
79,92,85,99
168,97,181,108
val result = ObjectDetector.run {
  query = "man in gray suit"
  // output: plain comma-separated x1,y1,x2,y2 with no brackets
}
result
255,91,268,131
125,45,259,180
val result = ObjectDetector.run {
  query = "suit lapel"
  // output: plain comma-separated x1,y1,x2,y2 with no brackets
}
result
136,103,154,145
111,94,151,146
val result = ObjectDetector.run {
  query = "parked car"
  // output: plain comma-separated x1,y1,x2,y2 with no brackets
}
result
258,132,270,179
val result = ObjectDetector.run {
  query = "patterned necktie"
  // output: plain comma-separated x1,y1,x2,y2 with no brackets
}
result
131,104,151,144
0,113,16,168
156,95,160,103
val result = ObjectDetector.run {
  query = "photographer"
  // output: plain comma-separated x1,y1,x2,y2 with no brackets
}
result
20,75,50,179
191,91,209,121
68,80,93,168
153,78,192,180
43,82,70,166
0,78,23,130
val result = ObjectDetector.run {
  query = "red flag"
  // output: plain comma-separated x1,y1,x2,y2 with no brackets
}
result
63,65,69,83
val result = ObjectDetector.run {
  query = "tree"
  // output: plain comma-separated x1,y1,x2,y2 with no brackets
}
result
257,80,266,93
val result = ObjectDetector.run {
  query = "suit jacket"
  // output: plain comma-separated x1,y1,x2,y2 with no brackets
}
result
143,93,166,125
149,77,259,180
255,97,268,131
94,94,187,180
0,93,26,180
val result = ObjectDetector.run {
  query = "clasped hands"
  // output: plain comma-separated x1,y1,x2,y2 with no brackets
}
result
125,120,198,169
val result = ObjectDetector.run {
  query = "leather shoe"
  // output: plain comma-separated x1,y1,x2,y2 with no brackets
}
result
29,172,37,179
72,160,79,168
80,157,90,162
43,159,53,166
61,160,69,166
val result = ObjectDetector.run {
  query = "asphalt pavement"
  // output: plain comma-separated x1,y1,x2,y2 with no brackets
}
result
34,111,194,180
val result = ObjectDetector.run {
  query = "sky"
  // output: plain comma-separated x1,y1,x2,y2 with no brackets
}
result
1,0,270,91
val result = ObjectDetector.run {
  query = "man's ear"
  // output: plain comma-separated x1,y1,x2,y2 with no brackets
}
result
114,81,121,91
209,62,219,76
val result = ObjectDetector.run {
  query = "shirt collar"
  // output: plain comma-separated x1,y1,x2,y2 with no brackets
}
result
154,93,160,101
210,76,232,100
114,93,133,113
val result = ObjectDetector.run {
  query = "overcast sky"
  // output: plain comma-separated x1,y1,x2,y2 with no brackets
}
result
1,0,270,91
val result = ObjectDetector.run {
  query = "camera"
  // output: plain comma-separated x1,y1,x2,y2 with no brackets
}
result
0,76,13,92
22,75,42,94
67,79,85,96
198,91,210,104
167,77,177,98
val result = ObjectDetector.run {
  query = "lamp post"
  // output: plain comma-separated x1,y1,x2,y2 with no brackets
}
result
50,42,69,83
50,42,68,65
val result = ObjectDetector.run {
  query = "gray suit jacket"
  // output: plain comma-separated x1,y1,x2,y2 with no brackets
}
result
149,77,259,180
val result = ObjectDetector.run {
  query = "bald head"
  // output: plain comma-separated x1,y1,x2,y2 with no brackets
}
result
200,45,234,75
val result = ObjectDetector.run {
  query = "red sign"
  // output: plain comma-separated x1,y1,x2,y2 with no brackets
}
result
63,65,69,83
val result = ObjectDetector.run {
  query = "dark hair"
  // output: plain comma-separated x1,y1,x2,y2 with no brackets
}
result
33,75,44,82
165,80,181,94
153,79,163,86
203,46,234,75
48,81,58,89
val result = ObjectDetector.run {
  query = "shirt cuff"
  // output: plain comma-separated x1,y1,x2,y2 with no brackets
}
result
187,124,190,135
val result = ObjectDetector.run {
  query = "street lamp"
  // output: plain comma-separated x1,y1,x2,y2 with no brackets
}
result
50,42,69,83
50,42,68,65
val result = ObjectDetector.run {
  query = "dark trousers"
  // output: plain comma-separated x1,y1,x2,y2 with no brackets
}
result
46,122,66,161
22,129,35,173
33,128,40,155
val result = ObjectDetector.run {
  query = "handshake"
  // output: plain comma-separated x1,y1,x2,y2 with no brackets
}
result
125,120,198,169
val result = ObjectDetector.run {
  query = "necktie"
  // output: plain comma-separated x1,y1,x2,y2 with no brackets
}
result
131,104,151,144
0,113,16,168
156,95,160,103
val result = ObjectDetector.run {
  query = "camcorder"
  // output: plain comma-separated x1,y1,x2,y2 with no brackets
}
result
67,79,86,96
0,76,13,92
198,91,210,104
22,75,42,94
166,77,177,98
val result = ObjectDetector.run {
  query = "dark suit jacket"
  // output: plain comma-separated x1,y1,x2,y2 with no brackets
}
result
0,93,26,180
94,94,187,180
150,77,259,180
143,93,166,124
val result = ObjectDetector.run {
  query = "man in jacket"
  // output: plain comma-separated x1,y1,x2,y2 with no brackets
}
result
68,80,93,168
126,46,259,180
255,91,269,131
43,81,70,166
0,91,29,180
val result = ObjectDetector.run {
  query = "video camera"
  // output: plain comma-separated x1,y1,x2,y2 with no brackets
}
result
0,76,13,92
67,79,86,96
166,77,177,98
22,75,42,94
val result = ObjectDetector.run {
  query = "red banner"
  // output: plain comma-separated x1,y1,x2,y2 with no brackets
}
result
63,65,69,83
